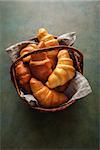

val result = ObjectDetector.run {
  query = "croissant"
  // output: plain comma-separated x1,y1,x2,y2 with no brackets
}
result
20,44,38,62
30,78,68,107
46,50,75,89
30,52,52,82
15,61,31,93
37,28,59,68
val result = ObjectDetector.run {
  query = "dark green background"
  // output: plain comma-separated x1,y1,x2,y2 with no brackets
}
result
0,1,99,150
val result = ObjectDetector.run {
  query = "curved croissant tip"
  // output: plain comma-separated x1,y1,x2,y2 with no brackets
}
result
45,82,49,87
38,28,48,33
30,78,37,84
30,78,33,84
45,82,52,89
45,82,54,89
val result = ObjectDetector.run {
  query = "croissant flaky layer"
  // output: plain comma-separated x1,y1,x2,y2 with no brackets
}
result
30,78,68,107
37,28,59,69
46,50,75,89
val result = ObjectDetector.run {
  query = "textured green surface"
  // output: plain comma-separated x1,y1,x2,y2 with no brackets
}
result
0,1,99,150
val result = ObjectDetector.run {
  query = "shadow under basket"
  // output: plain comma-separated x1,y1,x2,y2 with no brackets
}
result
10,37,83,112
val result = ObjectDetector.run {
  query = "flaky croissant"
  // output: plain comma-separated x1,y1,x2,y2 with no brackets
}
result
15,61,31,93
20,44,38,62
30,78,68,107
46,50,75,89
37,28,59,68
30,52,52,82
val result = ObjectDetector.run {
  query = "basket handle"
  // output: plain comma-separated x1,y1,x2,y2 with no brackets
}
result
11,45,83,67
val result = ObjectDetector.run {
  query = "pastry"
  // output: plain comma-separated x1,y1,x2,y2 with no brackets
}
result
46,50,75,88
20,44,38,62
15,61,31,92
30,78,68,107
30,52,52,82
37,28,59,68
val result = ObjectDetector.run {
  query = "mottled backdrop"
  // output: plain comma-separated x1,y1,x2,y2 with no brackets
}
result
0,0,99,150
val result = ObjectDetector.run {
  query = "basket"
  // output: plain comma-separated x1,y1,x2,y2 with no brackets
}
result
10,37,83,112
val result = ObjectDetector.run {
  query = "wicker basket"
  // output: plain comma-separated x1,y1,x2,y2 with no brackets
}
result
10,37,83,112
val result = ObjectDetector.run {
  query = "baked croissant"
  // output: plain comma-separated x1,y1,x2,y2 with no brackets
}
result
30,52,52,82
15,61,31,93
30,78,68,107
37,28,59,68
46,50,75,89
20,44,38,62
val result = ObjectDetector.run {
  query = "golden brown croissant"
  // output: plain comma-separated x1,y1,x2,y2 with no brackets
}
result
30,78,68,107
20,44,38,62
15,61,31,93
46,50,75,89
30,52,52,82
37,28,59,68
